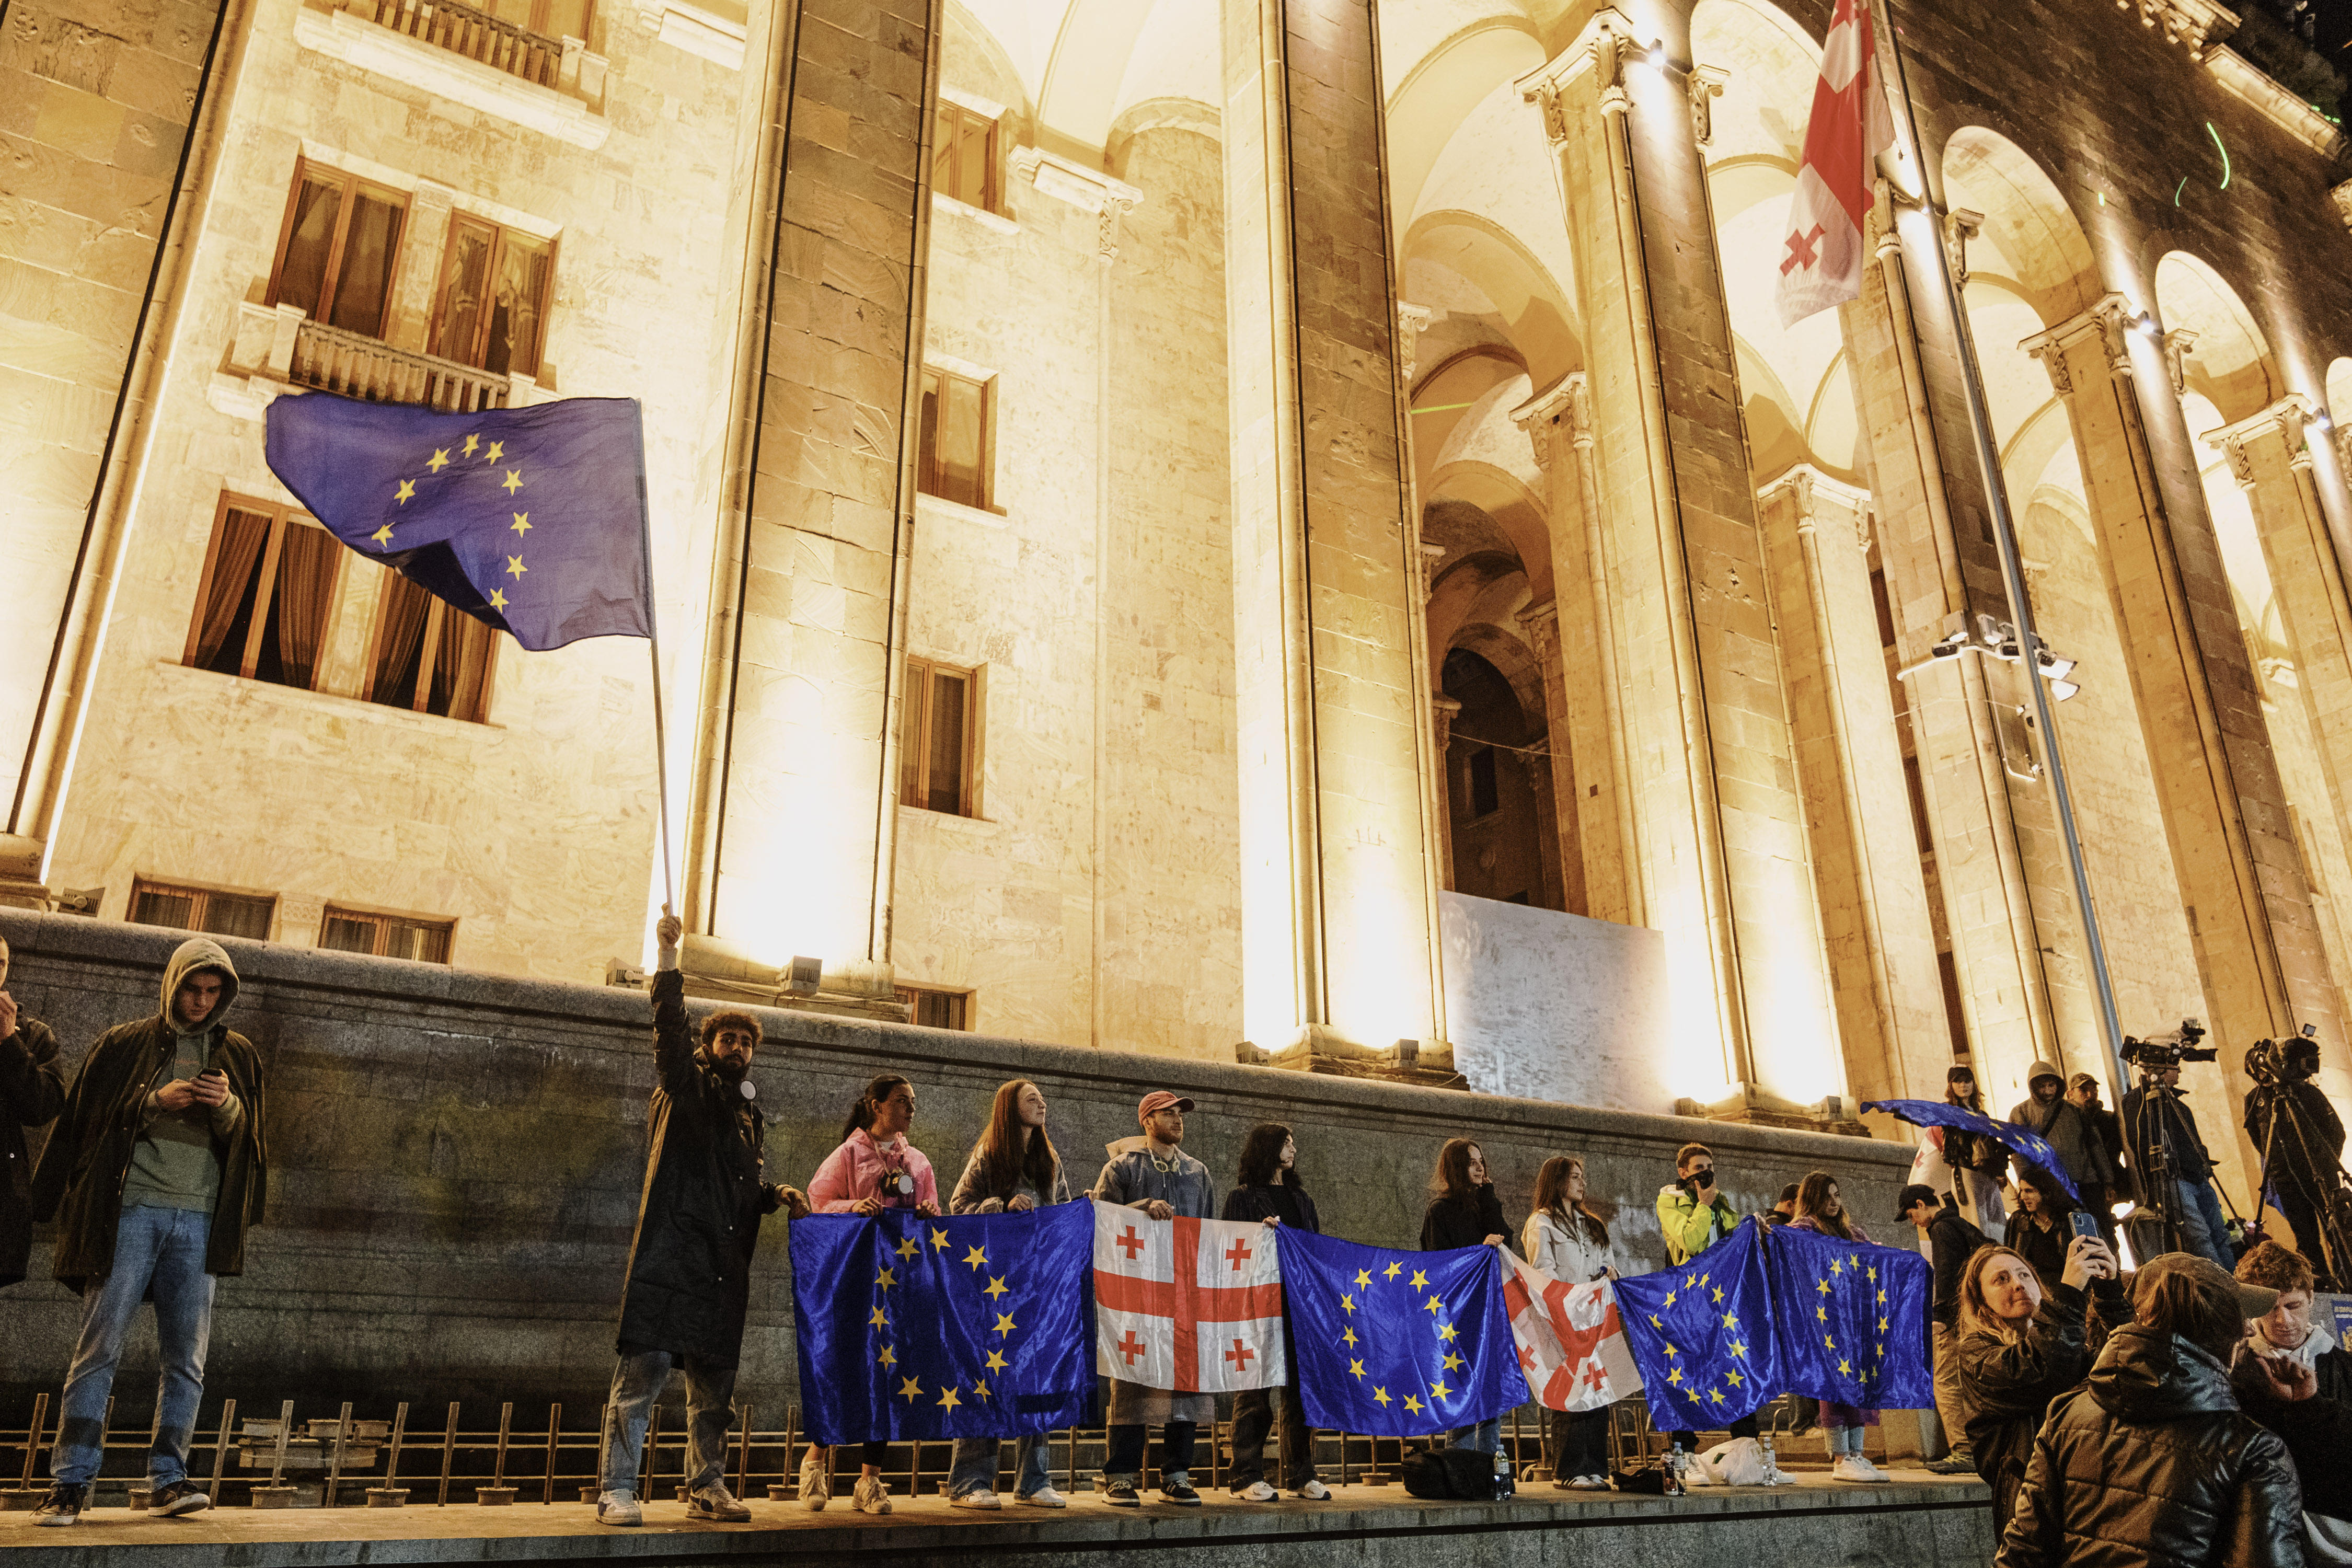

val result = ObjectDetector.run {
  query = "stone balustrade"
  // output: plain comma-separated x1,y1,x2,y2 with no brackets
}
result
337,0,561,89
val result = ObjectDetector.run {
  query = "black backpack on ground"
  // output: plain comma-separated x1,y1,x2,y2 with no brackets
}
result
1400,1446,1514,1501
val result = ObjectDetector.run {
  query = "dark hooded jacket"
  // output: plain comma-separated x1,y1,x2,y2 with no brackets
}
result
1997,1322,2304,1568
613,969,782,1367
2010,1066,2115,1192
2,1009,66,1286
1958,1279,2133,1527
28,938,267,1289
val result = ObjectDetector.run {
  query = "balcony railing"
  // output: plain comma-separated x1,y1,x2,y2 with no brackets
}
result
289,319,513,413
338,0,561,89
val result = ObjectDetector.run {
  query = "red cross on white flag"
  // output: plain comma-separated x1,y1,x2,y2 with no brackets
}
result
1504,1254,1643,1413
1773,0,1897,327
1091,1203,1287,1392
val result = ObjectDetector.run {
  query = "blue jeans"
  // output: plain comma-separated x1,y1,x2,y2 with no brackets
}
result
52,1206,215,1488
1448,1417,1501,1455
946,1434,1051,1498
598,1347,736,1495
2175,1179,2234,1269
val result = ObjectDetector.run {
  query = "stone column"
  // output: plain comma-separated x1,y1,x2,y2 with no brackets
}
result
1513,597,1586,915
1431,695,1462,893
1520,10,1841,1111
1220,0,1445,1052
2017,309,2337,1081
1514,374,1637,923
679,0,936,1013
1755,468,1951,1105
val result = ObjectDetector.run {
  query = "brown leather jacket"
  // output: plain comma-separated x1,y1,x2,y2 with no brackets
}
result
1997,1323,2304,1568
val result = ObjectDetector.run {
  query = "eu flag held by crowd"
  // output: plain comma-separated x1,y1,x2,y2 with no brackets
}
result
1861,1098,2080,1202
1281,1229,1519,1437
1766,1223,1934,1412
1614,1217,1781,1434
789,1205,1093,1447
264,394,653,652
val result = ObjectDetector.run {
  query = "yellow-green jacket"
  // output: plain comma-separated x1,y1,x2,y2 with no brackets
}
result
1654,1182,1739,1265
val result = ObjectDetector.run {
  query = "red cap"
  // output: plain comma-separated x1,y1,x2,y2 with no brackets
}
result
1137,1090,1196,1121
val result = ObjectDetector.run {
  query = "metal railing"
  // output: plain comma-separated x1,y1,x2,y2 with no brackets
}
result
338,0,562,87
289,319,512,414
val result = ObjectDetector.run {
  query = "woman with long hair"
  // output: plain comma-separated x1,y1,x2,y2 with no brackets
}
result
799,1075,941,1514
941,1080,1070,1509
1787,1172,1885,1483
1420,1138,1512,1464
1521,1156,1616,1490
2006,1170,2070,1294
1953,1235,2125,1533
1941,1065,2009,1242
1220,1124,1330,1501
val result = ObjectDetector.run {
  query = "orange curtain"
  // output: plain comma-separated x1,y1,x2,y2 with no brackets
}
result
192,509,271,671
271,524,337,690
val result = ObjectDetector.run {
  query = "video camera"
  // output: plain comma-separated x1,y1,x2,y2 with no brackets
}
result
2119,1018,2219,1071
2245,1023,2321,1087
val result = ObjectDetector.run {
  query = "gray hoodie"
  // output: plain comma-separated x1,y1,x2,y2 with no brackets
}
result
121,939,247,1214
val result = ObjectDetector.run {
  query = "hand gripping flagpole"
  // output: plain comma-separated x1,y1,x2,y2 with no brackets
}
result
1870,0,2128,1091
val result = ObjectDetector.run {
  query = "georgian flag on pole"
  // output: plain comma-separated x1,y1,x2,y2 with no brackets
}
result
1774,0,1897,326
1504,1255,1643,1412
1092,1204,1286,1391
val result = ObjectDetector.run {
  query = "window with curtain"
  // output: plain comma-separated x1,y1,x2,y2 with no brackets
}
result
429,215,554,378
129,879,275,941
898,657,979,816
917,366,991,509
933,101,999,212
366,570,500,723
319,906,455,963
183,495,341,692
479,0,592,38
893,986,971,1030
266,161,409,339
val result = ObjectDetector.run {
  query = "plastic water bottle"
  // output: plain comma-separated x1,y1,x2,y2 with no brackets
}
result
1760,1430,1778,1481
1668,1442,1687,1496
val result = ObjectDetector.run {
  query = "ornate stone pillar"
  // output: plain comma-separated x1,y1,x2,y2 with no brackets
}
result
1220,0,1444,1053
1520,10,1841,1111
1513,597,1586,915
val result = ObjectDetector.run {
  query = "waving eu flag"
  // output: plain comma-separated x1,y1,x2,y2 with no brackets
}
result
1862,1098,2079,1202
789,1205,1093,1447
1615,1217,1780,1434
264,393,651,652
1282,1229,1518,1437
1766,1224,1933,1412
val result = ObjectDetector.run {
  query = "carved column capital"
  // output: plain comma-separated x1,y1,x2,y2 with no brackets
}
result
1689,64,1727,146
1397,302,1433,385
1414,538,1447,602
1757,464,1872,545
1516,595,1561,662
2162,328,2198,396
1517,7,1638,126
1431,695,1462,755
1565,371,1595,450
2204,393,2320,484
1008,147,1145,266
1945,206,1984,288
1510,374,1577,470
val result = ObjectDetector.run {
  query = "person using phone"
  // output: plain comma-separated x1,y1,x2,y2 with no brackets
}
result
801,1073,940,1514
28,938,266,1527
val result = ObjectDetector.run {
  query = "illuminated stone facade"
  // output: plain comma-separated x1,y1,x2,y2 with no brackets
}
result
9,0,2352,1247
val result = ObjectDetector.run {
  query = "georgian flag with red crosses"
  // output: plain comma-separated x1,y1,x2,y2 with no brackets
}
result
1092,1203,1287,1392
1774,0,1897,327
1505,1254,1644,1413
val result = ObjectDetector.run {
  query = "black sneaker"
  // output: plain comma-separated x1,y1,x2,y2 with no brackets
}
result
1102,1478,1140,1507
1924,1456,1976,1475
151,1481,213,1517
1162,1480,1201,1506
32,1484,88,1527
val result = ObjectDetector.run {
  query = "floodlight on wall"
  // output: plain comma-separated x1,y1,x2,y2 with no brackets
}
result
1895,624,2082,700
1646,41,1668,67
2035,650,2077,681
2134,312,2162,338
785,955,823,994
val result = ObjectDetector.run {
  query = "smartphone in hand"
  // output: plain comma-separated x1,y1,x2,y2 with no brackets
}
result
2068,1210,2101,1241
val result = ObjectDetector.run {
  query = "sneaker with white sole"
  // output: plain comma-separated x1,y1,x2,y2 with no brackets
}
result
1577,1475,1611,1491
1230,1479,1277,1502
798,1447,831,1511
1853,1456,1892,1481
150,1481,212,1517
950,1489,1002,1509
1830,1455,1886,1483
32,1485,87,1528
852,1473,892,1514
1101,1477,1140,1507
687,1483,751,1521
1018,1485,1068,1508
1293,1478,1331,1501
596,1490,643,1526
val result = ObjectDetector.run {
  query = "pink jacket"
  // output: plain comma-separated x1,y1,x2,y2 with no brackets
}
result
808,1128,938,1213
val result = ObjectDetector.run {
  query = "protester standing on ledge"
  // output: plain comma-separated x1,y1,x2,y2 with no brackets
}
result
1096,1089,1217,1507
2229,1240,2352,1563
1941,1066,2010,1243
0,934,66,1290
1764,1182,1800,1227
595,913,805,1528
944,1079,1071,1511
802,1073,939,1514
1651,1140,1762,1460
1954,1235,2127,1534
1422,1137,1513,1465
1788,1172,1887,1483
2009,1062,2113,1253
1897,1184,1989,1476
1522,1155,1617,1490
1998,1254,2299,1568
29,938,266,1528
1220,1122,1331,1503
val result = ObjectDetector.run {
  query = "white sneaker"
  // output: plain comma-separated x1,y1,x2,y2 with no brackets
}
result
798,1447,831,1511
950,1489,1001,1509
1830,1455,1887,1483
1018,1486,1068,1508
595,1489,642,1526
1230,1480,1277,1502
1576,1475,1610,1491
1293,1478,1331,1501
1852,1456,1891,1482
853,1474,893,1514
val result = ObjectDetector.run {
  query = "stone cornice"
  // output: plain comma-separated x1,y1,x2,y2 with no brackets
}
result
1008,148,1143,217
2120,0,2239,60
2206,47,2347,158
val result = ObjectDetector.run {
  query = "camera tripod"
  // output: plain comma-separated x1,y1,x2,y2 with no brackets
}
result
2249,1076,2352,1289
2129,1075,2190,1262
